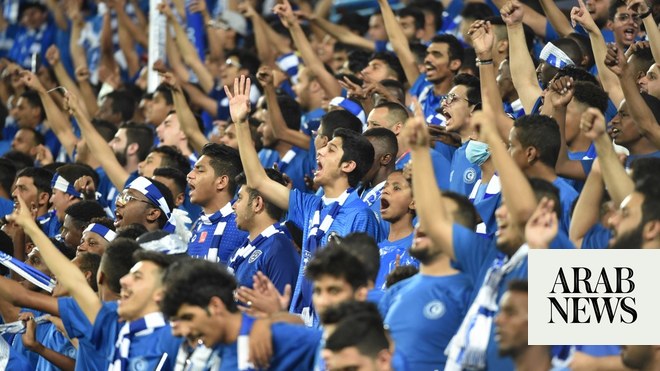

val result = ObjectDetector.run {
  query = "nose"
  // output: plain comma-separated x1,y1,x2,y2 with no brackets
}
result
608,210,622,230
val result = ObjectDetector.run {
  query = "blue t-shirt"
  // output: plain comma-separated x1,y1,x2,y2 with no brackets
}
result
258,148,280,169
188,203,248,264
8,22,56,68
411,74,444,122
58,297,109,371
448,141,481,197
287,189,380,326
37,210,61,238
90,304,181,371
37,323,78,371
0,197,13,219
452,224,528,371
230,230,300,294
553,177,579,235
11,309,51,369
582,223,611,249
375,233,416,290
380,273,473,370
395,149,450,190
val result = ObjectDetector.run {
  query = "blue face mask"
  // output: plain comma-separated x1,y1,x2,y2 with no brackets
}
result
465,140,490,166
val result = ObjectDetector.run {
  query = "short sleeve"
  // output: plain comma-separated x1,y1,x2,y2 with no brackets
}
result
452,224,496,280
58,297,91,340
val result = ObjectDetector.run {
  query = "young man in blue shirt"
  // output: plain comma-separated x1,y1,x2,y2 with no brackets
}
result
11,167,56,237
186,143,248,264
161,259,321,371
227,76,380,327
229,169,300,293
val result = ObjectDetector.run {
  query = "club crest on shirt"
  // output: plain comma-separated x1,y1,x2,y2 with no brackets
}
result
463,168,477,184
423,300,446,320
129,357,148,371
248,250,263,263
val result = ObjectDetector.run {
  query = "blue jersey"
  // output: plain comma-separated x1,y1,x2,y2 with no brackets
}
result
37,210,61,238
301,108,325,136
553,177,579,235
550,231,576,250
188,202,248,264
8,22,56,68
90,304,181,370
396,149,450,190
448,141,481,197
287,189,380,326
258,148,280,169
229,228,300,293
227,314,322,370
0,337,32,371
381,273,473,370
411,74,444,122
626,151,660,168
58,297,109,371
0,197,13,219
582,223,611,249
359,181,388,242
37,323,78,371
452,224,528,371
258,147,314,192
11,309,50,369
375,233,415,290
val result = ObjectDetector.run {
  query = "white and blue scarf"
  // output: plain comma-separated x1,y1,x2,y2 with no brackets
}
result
0,250,55,293
110,312,167,371
228,224,285,273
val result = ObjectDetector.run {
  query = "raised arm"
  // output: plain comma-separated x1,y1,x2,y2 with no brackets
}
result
65,92,130,190
0,276,59,316
21,72,77,158
469,20,514,141
45,46,84,106
114,0,148,47
569,159,605,247
67,6,88,74
571,0,625,106
580,108,634,207
628,0,660,61
240,2,275,66
377,0,419,85
501,0,543,113
227,76,291,210
159,71,208,153
274,0,342,97
256,67,311,150
192,0,224,62
404,104,455,259
310,17,376,51
159,2,215,93
492,0,548,38
539,0,575,37
606,42,660,148
7,196,101,324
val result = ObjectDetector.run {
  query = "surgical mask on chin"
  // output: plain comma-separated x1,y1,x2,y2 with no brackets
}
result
465,140,491,166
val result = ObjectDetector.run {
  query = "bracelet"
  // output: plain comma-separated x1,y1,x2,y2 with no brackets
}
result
476,58,493,66
640,8,653,19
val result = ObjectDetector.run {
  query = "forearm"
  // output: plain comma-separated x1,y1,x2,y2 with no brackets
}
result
171,21,215,92
236,119,270,190
37,90,77,157
569,168,603,247
619,68,660,146
69,22,87,70
490,138,537,223
172,89,208,152
588,31,624,106
539,0,574,37
377,0,419,84
478,58,513,141
251,15,275,67
594,134,634,206
117,26,140,78
290,24,342,97
643,15,660,62
311,18,375,51
117,8,148,47
77,114,129,189
264,84,310,149
0,277,59,316
507,23,542,112
78,80,98,117
28,343,75,371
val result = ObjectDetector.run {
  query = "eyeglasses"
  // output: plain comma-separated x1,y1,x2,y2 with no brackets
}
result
614,13,641,24
442,93,474,106
116,192,153,207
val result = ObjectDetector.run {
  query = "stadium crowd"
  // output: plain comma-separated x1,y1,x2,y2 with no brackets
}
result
0,0,659,369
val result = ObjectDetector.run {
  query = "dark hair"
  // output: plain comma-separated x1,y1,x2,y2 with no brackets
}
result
555,65,599,86
379,79,406,104
549,38,584,69
347,50,372,74
200,143,243,195
529,177,562,219
326,233,380,282
628,44,654,78
369,52,405,83
56,163,100,192
64,200,107,229
631,157,660,183
338,13,369,35
153,167,187,195
104,90,137,122
51,236,76,260
161,259,238,318
77,252,102,292
453,73,482,108
636,177,660,227
363,127,398,162
20,90,45,122
0,158,17,195
567,32,595,69
321,299,382,326
333,129,375,187
16,167,54,197
324,301,389,358
226,49,261,76
276,94,302,131
608,0,628,20
385,265,419,288
373,101,410,125
154,84,174,106
319,110,363,138
513,115,561,168
398,6,425,31
2,151,33,171
151,146,191,175
306,246,369,290
573,81,608,114
443,191,479,230
430,34,464,64
17,127,45,146
235,168,287,221
146,178,175,229
0,231,13,275
461,2,494,20
91,119,118,142
119,122,154,162
507,279,528,293
100,238,141,294
133,249,180,271
116,223,149,239
409,0,444,30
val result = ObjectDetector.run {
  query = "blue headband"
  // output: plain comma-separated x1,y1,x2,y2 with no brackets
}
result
51,173,82,198
83,223,117,242
126,177,175,233
539,42,575,69
330,97,366,124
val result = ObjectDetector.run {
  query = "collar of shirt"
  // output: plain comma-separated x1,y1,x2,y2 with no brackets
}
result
199,202,233,225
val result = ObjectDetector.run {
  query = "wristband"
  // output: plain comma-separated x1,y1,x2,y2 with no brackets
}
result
640,8,653,19
476,58,493,66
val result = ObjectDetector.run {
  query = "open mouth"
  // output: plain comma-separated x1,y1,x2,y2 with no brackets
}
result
380,197,391,213
610,126,621,138
623,27,636,41
114,211,123,227
314,161,323,177
425,63,436,73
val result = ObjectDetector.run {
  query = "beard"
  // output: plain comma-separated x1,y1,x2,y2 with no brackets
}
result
610,224,644,250
114,147,128,167
407,245,439,265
